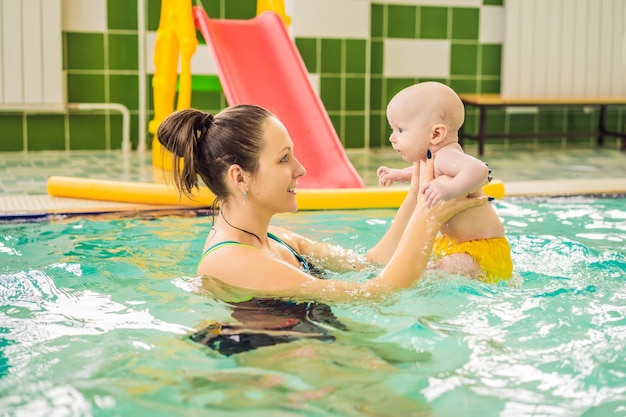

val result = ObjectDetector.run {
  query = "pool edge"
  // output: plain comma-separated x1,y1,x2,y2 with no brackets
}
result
1,177,625,221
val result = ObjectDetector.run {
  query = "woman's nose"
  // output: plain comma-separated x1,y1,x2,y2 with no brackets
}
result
294,158,306,177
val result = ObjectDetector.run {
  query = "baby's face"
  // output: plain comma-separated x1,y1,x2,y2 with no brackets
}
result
386,101,431,162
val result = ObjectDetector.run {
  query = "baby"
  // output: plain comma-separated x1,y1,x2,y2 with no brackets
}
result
377,81,512,282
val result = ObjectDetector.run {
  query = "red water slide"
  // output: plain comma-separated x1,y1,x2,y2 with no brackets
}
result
192,6,364,188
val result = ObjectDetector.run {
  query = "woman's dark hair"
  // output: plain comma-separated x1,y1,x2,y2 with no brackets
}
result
156,104,272,200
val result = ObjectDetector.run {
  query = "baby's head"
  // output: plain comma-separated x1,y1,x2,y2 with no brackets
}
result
386,82,464,161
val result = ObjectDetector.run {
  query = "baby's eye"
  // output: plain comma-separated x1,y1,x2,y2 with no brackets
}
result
397,128,403,133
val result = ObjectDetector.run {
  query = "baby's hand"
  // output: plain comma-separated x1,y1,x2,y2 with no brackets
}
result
421,176,455,208
377,166,394,187
377,166,411,187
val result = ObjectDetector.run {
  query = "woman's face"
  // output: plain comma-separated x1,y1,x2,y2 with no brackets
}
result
249,116,306,213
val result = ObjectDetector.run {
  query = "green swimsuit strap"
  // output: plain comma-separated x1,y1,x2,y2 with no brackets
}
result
199,233,310,274
267,232,311,274
199,240,258,265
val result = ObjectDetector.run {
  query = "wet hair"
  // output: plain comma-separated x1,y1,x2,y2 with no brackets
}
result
156,104,273,200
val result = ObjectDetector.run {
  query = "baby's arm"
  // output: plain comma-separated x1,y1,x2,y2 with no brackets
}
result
423,150,489,206
377,166,413,187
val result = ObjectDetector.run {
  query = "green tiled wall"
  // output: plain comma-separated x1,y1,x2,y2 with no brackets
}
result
0,0,623,153
366,3,505,148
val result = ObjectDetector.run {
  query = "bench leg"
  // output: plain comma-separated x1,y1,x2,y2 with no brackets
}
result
459,111,465,148
478,106,487,156
597,105,606,147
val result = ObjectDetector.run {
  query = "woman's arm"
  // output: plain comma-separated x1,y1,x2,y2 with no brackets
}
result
271,226,368,272
366,163,420,265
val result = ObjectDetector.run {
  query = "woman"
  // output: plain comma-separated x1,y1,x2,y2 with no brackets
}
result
157,104,488,355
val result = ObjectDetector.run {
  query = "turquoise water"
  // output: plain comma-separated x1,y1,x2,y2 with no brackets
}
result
0,197,625,417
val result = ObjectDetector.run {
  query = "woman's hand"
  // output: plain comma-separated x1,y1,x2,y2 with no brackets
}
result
407,162,421,196
415,154,488,224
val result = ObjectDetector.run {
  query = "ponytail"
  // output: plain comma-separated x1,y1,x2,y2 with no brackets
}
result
156,109,209,197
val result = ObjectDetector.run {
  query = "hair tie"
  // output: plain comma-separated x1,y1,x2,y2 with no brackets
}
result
194,113,214,142
202,113,214,128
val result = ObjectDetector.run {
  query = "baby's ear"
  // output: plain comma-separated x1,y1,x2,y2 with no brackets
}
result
430,123,447,145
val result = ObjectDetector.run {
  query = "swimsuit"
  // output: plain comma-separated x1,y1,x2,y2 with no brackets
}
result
199,231,310,273
191,232,341,356
432,234,513,283
190,299,346,356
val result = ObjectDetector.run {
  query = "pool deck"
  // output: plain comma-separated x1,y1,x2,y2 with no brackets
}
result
1,144,625,219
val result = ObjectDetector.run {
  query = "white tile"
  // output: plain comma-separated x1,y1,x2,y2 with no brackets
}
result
479,6,504,43
144,32,218,76
384,39,450,78
190,43,218,75
284,0,295,20
2,0,24,104
308,73,320,94
62,0,107,32
41,0,64,106
144,32,157,74
291,0,369,39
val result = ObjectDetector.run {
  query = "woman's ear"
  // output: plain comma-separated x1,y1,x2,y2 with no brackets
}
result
430,123,447,145
227,164,248,192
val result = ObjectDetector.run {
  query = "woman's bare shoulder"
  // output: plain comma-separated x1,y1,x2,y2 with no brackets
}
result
198,243,260,282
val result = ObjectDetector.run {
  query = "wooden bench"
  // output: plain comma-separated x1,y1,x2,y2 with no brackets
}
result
458,94,626,155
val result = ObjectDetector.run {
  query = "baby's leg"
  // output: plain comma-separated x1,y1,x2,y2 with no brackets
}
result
433,253,481,279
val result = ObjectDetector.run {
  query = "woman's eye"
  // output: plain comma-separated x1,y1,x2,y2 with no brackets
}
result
280,155,289,162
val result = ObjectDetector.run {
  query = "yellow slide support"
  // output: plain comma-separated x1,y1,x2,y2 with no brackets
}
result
148,0,289,171
148,0,198,170
257,0,291,26
47,177,505,211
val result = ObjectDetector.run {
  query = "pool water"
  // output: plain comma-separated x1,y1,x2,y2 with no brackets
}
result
0,197,625,417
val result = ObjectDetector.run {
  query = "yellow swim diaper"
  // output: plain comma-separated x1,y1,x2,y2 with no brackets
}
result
433,235,513,283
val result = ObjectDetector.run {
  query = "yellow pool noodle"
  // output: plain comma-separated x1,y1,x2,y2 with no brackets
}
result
47,176,505,211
